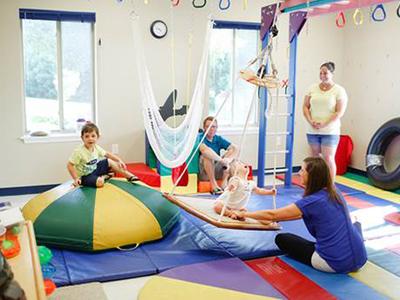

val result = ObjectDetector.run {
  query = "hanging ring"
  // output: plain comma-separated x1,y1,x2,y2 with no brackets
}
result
372,4,386,22
219,0,231,10
192,0,206,8
171,0,180,6
353,8,364,25
335,11,346,28
397,2,400,18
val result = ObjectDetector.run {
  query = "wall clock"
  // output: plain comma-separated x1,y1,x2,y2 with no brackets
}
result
150,20,168,39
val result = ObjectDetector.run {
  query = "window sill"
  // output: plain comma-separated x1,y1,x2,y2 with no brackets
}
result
218,126,259,136
20,133,81,144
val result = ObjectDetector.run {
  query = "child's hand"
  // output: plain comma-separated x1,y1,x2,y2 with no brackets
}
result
270,188,277,196
73,178,81,187
230,211,245,220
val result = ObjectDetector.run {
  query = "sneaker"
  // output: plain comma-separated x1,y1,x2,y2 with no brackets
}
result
210,187,223,195
128,175,140,183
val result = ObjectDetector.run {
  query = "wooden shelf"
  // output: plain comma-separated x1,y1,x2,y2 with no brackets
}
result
7,221,46,300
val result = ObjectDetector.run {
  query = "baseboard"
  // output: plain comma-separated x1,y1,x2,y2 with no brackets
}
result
347,167,367,177
0,184,58,197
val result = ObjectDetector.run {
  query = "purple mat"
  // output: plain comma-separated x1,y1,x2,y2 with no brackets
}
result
160,257,285,299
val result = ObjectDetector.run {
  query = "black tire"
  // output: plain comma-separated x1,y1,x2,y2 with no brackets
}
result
366,118,400,190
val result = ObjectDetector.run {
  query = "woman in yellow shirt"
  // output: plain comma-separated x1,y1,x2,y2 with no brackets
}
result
303,62,348,179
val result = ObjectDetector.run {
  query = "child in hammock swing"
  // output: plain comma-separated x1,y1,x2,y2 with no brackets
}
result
214,160,277,218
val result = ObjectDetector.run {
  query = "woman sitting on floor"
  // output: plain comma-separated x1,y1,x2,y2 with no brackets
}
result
231,157,367,273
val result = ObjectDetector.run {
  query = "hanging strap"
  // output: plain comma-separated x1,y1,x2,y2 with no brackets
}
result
192,0,206,8
243,0,248,10
353,8,364,25
219,0,231,10
336,11,346,28
397,2,400,18
171,0,180,6
372,4,386,22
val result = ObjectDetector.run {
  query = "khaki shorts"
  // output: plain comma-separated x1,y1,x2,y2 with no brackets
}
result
199,156,226,181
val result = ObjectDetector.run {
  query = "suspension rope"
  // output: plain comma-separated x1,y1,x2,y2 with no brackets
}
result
170,45,271,195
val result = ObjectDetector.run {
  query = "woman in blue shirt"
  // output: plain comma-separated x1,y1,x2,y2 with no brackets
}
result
231,157,367,273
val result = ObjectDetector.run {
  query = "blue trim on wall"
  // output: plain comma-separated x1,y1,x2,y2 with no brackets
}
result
0,184,58,197
19,9,96,23
213,20,260,30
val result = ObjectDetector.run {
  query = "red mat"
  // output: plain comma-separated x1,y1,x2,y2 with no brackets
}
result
115,162,160,187
384,212,400,225
246,257,335,300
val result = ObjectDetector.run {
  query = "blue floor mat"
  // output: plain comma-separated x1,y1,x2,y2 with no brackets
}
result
48,186,315,285
188,186,314,259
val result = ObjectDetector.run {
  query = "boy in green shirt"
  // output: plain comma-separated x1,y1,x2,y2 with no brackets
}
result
67,123,138,187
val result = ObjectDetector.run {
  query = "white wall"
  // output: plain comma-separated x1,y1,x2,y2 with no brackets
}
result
341,3,400,170
0,0,343,188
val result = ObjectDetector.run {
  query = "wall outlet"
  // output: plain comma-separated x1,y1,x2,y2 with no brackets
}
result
112,144,119,154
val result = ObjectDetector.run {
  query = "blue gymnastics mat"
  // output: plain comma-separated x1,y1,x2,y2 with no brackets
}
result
49,186,314,285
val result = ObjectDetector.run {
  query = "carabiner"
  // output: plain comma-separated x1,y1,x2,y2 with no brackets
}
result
192,0,206,8
335,11,346,28
219,0,231,11
372,4,386,22
353,8,364,25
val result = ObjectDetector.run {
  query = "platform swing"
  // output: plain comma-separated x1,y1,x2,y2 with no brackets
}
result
161,10,283,231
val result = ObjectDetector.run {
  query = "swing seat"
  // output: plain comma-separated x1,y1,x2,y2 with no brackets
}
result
164,194,281,231
240,70,280,89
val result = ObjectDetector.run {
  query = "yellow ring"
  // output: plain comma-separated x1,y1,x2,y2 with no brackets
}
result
353,8,364,26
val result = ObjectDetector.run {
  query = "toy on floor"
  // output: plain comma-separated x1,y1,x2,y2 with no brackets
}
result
38,246,56,296
0,225,21,259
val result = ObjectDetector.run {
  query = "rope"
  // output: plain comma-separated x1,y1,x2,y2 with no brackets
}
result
170,2,177,146
271,88,279,210
170,45,271,195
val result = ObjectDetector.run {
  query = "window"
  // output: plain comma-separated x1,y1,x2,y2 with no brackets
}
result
208,21,260,128
20,9,96,134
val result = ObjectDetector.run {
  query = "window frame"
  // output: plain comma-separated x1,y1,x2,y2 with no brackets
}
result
19,9,96,140
209,20,261,132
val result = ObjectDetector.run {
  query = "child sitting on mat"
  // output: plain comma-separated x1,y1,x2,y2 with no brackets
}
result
67,122,139,188
214,160,276,218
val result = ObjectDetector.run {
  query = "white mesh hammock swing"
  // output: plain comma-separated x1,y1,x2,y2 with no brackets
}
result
131,16,213,169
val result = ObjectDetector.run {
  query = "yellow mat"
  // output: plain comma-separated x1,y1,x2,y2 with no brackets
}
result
138,276,277,300
350,261,400,299
336,176,400,204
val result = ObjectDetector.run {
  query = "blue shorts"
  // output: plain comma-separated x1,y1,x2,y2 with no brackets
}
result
307,134,339,147
81,159,110,187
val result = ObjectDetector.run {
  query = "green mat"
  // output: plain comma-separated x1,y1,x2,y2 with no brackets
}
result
343,172,400,195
